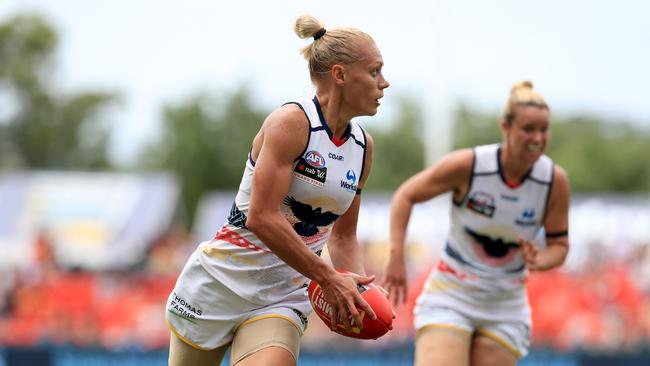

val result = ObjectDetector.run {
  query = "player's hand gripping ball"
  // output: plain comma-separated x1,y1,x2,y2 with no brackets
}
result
307,279,393,340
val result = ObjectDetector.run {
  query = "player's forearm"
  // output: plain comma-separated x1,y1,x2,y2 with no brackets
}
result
389,195,413,257
328,235,365,275
539,241,569,270
247,213,336,283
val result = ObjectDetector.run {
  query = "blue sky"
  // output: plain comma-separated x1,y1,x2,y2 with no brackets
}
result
1,0,648,165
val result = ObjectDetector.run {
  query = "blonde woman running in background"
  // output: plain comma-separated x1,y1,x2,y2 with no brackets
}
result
382,81,570,366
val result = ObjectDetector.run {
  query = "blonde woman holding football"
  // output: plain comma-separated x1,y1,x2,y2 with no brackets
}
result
382,81,570,366
165,14,389,366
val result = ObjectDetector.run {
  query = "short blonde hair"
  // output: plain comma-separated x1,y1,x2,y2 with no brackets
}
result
294,14,374,83
503,80,549,124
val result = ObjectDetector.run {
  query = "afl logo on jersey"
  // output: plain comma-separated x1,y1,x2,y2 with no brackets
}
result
305,151,326,168
467,191,495,218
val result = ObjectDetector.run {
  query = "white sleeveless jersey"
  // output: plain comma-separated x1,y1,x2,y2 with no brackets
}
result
197,96,367,305
441,143,554,295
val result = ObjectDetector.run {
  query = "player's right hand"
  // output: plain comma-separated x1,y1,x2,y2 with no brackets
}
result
320,271,377,333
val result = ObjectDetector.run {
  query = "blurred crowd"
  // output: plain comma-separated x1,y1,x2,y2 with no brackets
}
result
1,230,650,353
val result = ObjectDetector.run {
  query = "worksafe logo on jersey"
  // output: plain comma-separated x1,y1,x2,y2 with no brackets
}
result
340,169,357,193
466,191,495,217
305,150,326,168
515,208,537,226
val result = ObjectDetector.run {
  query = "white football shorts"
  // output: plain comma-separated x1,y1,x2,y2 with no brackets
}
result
165,250,312,350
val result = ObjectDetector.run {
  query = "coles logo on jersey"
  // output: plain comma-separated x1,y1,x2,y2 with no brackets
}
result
515,208,537,226
466,191,495,217
340,169,357,193
305,150,326,168
293,151,327,187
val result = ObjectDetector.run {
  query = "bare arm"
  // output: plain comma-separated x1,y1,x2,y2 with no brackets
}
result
521,165,571,271
246,106,336,282
382,149,473,305
246,110,375,331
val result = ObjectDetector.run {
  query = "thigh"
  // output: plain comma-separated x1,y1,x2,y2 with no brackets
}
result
470,333,517,366
168,332,228,366
231,316,301,366
414,305,476,366
471,320,530,366
415,326,472,366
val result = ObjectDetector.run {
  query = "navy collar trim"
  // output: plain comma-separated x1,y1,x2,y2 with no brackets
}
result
312,96,351,141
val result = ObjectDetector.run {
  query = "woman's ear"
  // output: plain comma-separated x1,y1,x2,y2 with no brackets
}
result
332,64,345,86
500,119,509,132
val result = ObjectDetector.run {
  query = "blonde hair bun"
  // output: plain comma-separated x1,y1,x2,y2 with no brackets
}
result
510,80,534,94
294,14,325,40
502,80,549,123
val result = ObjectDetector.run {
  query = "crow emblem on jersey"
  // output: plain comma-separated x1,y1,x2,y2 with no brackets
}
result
465,227,519,258
467,191,496,217
283,196,339,237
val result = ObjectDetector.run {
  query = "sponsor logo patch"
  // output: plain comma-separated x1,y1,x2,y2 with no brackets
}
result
500,194,519,202
292,308,309,329
466,191,496,217
304,150,326,168
167,292,204,324
340,169,358,193
293,156,327,187
515,208,537,226
328,152,344,161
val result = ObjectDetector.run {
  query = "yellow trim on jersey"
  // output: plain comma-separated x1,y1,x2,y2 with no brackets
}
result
165,316,213,351
237,315,303,336
476,328,522,358
425,278,461,293
416,324,472,339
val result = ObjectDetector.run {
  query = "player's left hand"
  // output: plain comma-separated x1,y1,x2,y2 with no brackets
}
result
520,237,547,271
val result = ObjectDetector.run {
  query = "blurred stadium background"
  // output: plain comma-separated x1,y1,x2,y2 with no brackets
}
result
2,10,650,366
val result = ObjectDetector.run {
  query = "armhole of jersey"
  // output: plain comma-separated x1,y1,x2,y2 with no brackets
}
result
453,148,476,206
540,162,555,225
282,101,312,162
358,124,368,185
248,148,255,166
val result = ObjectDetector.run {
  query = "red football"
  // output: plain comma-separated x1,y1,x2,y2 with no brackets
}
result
307,278,393,340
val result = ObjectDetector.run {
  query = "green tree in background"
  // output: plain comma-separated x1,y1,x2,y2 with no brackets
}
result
142,90,427,224
139,86,267,225
452,104,650,192
0,15,116,170
141,88,650,226
365,95,426,191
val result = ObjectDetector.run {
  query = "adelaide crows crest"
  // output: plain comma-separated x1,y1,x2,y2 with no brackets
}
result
283,196,339,237
465,227,519,258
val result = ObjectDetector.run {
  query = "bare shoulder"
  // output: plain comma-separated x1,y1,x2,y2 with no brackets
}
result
553,164,569,184
253,104,309,161
364,130,374,149
551,164,571,196
437,148,474,178
263,103,310,135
